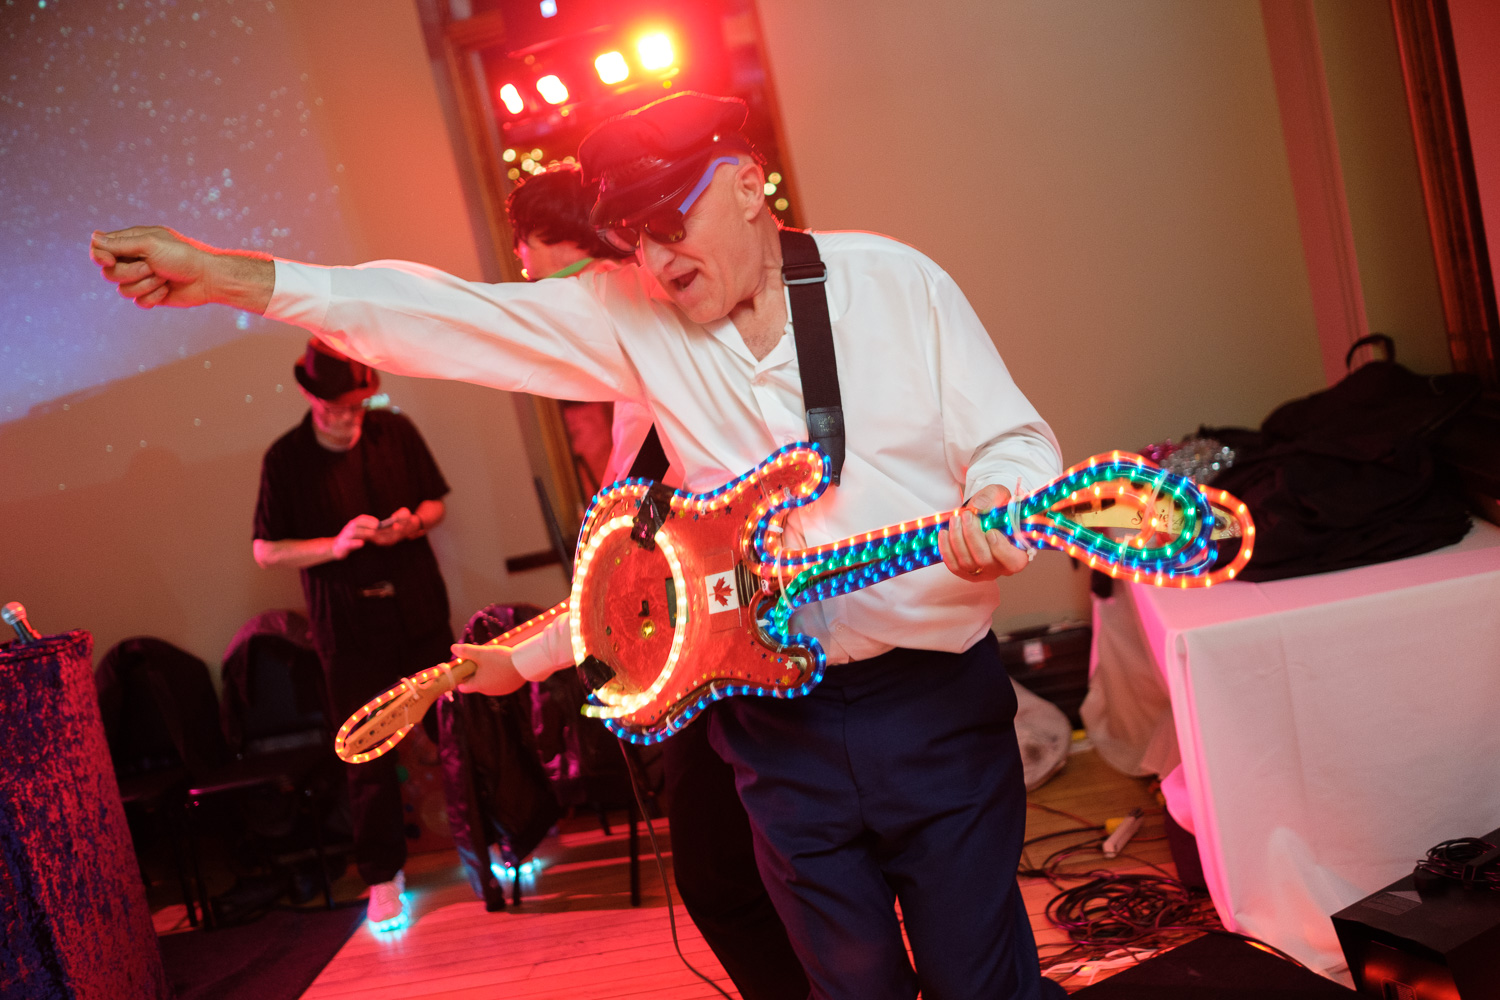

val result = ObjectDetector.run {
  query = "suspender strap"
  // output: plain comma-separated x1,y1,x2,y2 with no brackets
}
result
778,228,845,484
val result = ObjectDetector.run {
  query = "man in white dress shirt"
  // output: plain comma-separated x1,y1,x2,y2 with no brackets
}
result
507,163,809,1000
91,92,1064,1000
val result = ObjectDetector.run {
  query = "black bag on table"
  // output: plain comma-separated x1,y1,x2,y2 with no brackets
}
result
1205,338,1480,582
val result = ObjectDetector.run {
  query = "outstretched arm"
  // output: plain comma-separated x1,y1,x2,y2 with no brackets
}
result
91,226,643,406
456,613,575,696
90,226,276,312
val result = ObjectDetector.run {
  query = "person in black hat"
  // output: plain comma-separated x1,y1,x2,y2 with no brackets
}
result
92,91,1064,999
250,339,454,930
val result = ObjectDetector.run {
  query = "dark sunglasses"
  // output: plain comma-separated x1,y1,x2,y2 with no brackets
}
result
597,156,740,254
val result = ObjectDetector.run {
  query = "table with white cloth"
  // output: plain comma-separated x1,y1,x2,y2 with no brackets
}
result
1082,519,1500,979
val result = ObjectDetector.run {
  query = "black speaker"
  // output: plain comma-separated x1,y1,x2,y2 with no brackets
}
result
1069,933,1357,998
997,620,1091,727
1331,827,1500,1000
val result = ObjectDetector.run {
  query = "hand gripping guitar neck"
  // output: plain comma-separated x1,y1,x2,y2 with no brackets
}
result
335,443,1253,762
333,603,571,764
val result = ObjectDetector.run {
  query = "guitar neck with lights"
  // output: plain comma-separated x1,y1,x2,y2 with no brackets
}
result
754,448,1253,646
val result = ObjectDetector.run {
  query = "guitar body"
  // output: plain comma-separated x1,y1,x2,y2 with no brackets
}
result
571,445,831,742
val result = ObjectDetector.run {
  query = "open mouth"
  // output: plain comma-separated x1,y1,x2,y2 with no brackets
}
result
669,270,698,293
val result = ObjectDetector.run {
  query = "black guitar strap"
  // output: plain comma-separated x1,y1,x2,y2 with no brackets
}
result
625,227,845,485
779,227,845,485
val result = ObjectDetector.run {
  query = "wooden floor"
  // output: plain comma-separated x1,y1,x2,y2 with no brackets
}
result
1019,744,1206,989
260,744,1206,999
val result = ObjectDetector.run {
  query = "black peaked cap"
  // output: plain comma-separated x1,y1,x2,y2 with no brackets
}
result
579,92,749,226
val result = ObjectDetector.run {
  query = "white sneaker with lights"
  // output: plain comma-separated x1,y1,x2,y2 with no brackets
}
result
366,870,406,929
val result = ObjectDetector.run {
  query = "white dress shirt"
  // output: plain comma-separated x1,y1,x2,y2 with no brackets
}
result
266,229,1062,676
601,399,657,489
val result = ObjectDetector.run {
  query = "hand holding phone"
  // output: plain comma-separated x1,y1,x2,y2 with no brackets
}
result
372,508,414,545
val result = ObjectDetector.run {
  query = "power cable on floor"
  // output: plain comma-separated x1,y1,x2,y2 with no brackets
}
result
619,742,735,1000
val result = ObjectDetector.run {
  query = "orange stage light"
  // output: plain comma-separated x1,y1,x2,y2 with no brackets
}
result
595,51,629,85
536,74,569,105
637,32,675,71
498,83,524,115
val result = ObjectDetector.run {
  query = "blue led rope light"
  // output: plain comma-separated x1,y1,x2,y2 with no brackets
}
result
600,624,830,745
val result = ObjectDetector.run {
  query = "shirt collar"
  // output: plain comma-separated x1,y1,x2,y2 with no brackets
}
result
703,315,796,372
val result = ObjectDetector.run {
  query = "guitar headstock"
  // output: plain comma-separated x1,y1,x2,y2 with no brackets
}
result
1003,454,1254,585
334,658,478,763
1047,481,1242,541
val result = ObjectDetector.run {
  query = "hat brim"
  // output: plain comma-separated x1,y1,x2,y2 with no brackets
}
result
294,362,380,402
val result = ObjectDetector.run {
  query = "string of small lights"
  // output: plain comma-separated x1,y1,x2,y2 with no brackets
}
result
757,447,1255,655
572,442,1253,744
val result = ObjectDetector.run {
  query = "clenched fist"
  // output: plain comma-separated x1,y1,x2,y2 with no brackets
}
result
89,225,275,312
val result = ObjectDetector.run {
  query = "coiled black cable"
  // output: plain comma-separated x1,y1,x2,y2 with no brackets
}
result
1415,838,1500,889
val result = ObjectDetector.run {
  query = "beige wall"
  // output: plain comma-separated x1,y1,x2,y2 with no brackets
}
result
756,0,1327,629
0,0,566,683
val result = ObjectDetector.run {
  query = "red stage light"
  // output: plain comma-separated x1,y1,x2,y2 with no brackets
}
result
536,75,569,105
636,33,675,71
595,51,629,85
499,83,524,115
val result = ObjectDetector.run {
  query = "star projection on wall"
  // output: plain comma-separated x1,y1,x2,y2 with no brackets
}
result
0,0,354,424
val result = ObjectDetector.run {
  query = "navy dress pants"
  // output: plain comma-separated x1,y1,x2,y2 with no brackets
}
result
710,634,1047,1000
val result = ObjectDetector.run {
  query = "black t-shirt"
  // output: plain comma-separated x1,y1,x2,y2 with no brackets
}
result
253,409,451,664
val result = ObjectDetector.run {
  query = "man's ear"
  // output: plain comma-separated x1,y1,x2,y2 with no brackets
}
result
732,159,766,221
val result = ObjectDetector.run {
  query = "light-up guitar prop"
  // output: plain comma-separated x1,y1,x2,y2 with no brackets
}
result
335,443,1253,762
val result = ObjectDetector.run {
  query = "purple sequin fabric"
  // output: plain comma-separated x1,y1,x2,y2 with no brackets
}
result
1139,436,1236,484
1,630,169,1000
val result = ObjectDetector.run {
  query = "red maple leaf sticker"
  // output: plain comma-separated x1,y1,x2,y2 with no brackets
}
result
712,577,733,607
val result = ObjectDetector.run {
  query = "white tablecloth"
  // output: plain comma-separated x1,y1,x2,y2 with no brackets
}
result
1083,520,1500,977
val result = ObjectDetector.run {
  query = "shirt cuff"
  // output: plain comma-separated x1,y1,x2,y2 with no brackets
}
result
265,259,333,330
967,471,1038,507
510,615,575,682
